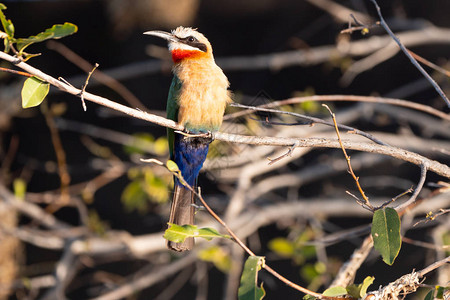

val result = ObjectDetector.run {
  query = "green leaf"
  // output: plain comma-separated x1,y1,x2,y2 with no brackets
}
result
143,169,170,204
16,22,77,52
21,77,49,108
197,227,231,240
123,132,154,155
300,262,325,282
0,4,14,38
154,136,168,156
424,289,434,300
166,160,180,172
360,276,375,297
164,224,230,244
436,286,446,299
322,286,348,297
371,207,402,265
121,180,148,213
87,210,109,236
238,256,266,300
198,246,231,273
13,178,26,199
268,237,294,258
4,38,10,52
347,276,375,298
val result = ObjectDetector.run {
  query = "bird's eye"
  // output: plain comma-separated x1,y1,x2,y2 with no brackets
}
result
187,36,196,43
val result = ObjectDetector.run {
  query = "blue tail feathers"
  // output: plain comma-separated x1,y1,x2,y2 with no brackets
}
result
173,134,210,187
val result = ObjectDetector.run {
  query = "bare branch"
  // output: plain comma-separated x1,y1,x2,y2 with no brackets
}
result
369,0,450,108
417,255,450,278
230,102,388,146
0,184,70,230
395,163,428,212
323,104,372,210
92,254,198,300
224,95,450,122
1,51,448,179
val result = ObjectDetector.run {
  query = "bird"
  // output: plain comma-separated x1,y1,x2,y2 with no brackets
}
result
144,27,232,251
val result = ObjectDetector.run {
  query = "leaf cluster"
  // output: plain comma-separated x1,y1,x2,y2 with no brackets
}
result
1,3,77,108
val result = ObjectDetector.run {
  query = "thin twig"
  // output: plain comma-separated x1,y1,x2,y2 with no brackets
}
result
395,163,428,212
323,104,373,210
408,50,450,77
376,186,414,210
417,255,450,277
413,208,450,227
224,95,450,121
0,66,33,77
267,141,300,165
230,102,388,146
402,237,449,251
369,0,450,108
340,13,380,34
80,63,98,111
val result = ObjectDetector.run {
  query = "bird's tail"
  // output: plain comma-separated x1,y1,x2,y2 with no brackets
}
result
167,184,195,251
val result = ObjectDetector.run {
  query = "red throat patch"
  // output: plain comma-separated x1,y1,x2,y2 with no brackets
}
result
171,49,203,63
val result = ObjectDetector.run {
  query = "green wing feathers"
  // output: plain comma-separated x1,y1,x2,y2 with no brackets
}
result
167,75,181,160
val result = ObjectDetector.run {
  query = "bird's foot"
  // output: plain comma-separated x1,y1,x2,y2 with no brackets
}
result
176,130,214,142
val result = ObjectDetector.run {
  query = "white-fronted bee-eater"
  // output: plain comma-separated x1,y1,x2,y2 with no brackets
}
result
144,27,232,251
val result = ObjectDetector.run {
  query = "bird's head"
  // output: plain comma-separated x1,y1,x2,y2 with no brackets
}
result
144,27,212,63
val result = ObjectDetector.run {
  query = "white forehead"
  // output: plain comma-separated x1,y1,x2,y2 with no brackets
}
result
171,26,205,40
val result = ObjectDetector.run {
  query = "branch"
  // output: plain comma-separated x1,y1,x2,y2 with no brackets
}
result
367,256,450,299
394,163,428,212
0,184,70,230
230,102,388,146
1,51,448,179
92,254,198,300
323,104,372,210
224,95,450,121
369,0,450,108
418,255,450,278
0,51,183,132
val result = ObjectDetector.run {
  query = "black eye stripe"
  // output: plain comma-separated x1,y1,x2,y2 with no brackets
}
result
178,36,207,52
